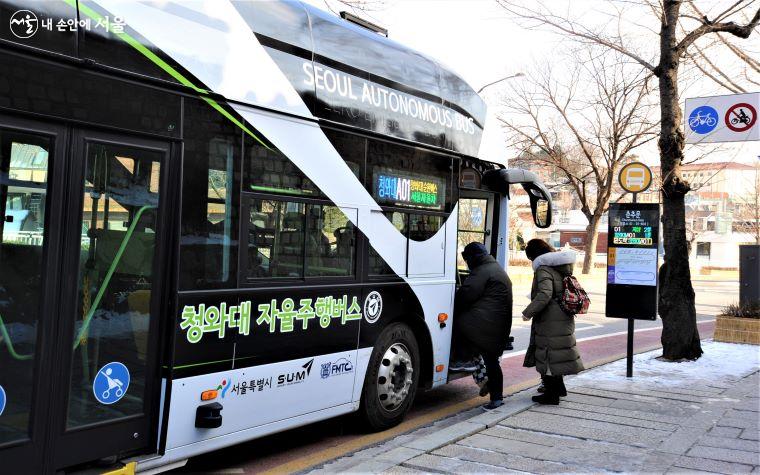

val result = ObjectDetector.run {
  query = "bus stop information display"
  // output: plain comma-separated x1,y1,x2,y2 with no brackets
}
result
606,203,660,320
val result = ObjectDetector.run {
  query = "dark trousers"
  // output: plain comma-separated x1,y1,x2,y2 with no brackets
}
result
481,350,504,401
451,330,504,401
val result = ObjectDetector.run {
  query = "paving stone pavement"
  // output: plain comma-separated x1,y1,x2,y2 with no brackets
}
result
308,343,760,474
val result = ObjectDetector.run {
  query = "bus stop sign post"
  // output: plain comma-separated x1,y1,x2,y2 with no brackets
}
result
609,163,659,378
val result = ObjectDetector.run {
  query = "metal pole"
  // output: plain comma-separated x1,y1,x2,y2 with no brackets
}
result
627,192,637,378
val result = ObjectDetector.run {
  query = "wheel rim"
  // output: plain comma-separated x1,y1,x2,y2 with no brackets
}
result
376,342,414,411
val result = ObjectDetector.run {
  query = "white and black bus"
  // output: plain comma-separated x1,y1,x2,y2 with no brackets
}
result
0,1,551,473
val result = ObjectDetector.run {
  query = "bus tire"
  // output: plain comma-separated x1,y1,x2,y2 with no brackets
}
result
359,322,420,431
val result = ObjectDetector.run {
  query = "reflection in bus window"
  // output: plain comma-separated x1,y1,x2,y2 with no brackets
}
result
0,130,50,446
248,199,305,279
409,214,442,242
179,99,240,290
245,135,321,196
306,205,356,277
369,211,407,276
457,198,488,270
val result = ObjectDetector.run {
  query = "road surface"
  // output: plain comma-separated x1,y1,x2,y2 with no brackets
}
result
174,278,736,474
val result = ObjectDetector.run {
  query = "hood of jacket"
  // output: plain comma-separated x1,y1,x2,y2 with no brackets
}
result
532,250,576,274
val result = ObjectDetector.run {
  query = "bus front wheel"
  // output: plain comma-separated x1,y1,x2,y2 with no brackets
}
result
359,322,420,431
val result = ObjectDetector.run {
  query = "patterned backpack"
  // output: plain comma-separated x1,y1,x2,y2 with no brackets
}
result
558,275,591,316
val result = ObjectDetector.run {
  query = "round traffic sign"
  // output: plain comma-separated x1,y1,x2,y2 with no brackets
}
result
619,162,652,194
688,105,719,134
725,103,756,132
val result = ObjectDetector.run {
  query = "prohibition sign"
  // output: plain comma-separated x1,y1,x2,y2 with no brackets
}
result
725,103,756,132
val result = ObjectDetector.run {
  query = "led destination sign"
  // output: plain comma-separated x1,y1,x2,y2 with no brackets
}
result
375,173,444,209
610,209,658,248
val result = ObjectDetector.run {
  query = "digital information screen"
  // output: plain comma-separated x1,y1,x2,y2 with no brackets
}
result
374,171,445,210
606,203,660,320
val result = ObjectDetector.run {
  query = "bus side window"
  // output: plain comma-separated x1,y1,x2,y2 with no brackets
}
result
179,98,240,290
305,205,357,278
247,199,305,279
368,211,407,276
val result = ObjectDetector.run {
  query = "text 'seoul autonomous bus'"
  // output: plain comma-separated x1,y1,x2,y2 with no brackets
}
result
0,1,551,473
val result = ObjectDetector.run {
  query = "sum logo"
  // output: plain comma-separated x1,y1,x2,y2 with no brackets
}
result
277,359,314,387
321,358,354,379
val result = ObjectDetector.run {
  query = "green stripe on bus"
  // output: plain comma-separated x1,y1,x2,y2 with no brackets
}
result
63,0,272,150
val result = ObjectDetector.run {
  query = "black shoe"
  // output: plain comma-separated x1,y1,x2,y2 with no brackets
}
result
531,394,559,405
537,383,546,394
482,399,504,411
450,360,478,372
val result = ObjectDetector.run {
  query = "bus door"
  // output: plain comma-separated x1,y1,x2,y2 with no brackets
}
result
0,116,172,472
456,191,498,280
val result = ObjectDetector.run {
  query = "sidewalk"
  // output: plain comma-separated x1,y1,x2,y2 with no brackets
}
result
311,341,759,474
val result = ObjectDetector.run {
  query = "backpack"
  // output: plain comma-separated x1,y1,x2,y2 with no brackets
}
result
558,275,590,316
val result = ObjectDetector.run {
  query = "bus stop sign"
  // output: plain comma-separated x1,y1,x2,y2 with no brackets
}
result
606,203,660,320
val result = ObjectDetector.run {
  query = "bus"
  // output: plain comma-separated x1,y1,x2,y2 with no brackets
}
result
0,1,551,473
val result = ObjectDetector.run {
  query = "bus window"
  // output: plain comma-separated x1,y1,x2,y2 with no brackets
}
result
247,199,305,279
323,129,364,181
368,211,407,276
0,130,50,446
179,99,240,290
408,214,442,242
245,135,321,197
457,198,489,270
306,205,357,277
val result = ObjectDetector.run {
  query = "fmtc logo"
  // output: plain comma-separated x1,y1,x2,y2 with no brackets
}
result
688,105,718,135
10,10,38,39
321,358,354,379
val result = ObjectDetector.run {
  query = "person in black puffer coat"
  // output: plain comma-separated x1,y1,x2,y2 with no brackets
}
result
451,242,513,409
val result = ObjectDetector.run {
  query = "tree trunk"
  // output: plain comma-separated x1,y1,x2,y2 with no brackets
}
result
582,213,602,274
657,2,703,360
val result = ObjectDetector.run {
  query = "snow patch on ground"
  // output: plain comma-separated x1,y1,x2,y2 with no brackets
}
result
571,340,760,387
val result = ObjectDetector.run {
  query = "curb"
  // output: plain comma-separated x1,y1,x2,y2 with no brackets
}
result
344,389,538,473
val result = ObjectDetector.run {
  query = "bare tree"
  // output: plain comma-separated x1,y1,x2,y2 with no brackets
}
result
501,50,657,273
733,162,760,244
498,0,760,360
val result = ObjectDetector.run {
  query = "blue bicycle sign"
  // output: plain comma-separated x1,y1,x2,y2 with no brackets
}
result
688,106,718,134
93,362,130,405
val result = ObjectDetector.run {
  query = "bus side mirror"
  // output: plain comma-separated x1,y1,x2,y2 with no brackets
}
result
526,185,552,229
482,168,553,228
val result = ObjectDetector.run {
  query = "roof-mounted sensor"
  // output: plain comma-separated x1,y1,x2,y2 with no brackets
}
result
339,11,388,37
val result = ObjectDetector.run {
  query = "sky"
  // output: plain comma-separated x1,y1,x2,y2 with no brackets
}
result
302,0,760,166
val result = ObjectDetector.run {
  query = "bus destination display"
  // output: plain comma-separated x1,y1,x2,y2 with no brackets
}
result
375,172,444,209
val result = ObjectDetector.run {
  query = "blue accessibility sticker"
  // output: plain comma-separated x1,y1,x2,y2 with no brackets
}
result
0,384,6,416
93,362,130,405
688,105,719,134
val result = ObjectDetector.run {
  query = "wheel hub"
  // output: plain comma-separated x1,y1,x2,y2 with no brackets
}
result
376,342,413,411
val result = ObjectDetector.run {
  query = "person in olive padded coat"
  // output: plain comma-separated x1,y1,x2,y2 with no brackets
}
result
522,239,584,405
451,242,513,410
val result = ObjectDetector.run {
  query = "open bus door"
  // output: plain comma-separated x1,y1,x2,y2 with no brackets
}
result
450,168,552,380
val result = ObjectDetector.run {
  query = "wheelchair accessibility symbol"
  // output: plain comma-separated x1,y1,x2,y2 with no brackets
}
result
93,362,130,405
